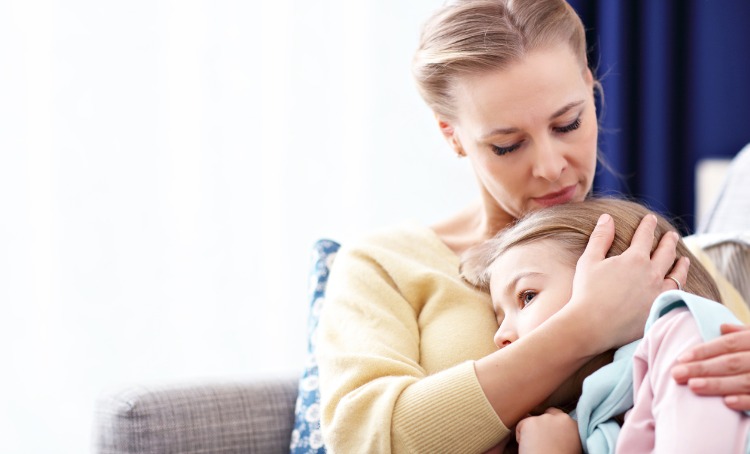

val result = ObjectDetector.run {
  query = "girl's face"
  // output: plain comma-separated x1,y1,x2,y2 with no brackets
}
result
489,239,597,411
488,239,576,348
442,44,598,227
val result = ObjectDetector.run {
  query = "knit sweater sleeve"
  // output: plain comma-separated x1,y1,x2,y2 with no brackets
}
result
317,226,509,453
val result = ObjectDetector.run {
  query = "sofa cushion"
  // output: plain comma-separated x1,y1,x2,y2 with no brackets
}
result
289,239,339,453
698,143,750,234
688,232,750,307
693,142,750,308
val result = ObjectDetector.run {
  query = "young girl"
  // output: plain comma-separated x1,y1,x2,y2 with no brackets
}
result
462,198,750,453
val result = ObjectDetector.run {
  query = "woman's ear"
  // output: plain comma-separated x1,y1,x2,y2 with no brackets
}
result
584,67,594,87
436,114,466,157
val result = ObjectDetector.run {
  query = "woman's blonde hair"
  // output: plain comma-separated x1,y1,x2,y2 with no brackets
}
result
461,198,722,303
413,0,592,120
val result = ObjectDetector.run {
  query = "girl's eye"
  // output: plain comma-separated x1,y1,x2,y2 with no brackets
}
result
554,117,581,134
491,143,521,156
519,290,537,308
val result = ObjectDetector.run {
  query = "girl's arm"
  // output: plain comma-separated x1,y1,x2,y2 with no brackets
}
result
476,213,688,426
672,323,750,410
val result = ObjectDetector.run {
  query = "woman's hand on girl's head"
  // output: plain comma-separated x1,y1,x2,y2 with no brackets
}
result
672,323,750,411
566,213,689,353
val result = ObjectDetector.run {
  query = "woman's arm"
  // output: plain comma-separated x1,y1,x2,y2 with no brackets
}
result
476,214,688,426
318,230,510,454
672,323,750,410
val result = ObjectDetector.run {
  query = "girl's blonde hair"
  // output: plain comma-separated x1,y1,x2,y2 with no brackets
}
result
461,198,722,303
412,0,593,120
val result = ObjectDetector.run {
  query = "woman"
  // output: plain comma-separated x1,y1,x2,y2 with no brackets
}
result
317,1,750,452
461,198,749,453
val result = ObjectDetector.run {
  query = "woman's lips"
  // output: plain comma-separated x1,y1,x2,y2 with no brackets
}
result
533,184,577,207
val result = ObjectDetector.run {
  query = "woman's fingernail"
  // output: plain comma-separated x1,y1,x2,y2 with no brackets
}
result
678,351,694,362
689,378,707,389
726,396,740,405
672,365,688,379
597,213,611,225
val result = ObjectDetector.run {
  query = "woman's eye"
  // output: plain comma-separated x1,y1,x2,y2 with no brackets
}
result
553,117,581,134
519,290,537,308
491,143,521,156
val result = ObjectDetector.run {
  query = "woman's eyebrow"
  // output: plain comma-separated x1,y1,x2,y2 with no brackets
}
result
481,126,519,138
549,100,585,120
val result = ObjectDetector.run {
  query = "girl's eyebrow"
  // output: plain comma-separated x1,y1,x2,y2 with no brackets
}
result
503,271,544,296
479,100,586,139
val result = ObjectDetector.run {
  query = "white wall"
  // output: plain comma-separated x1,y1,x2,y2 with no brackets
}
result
0,0,478,452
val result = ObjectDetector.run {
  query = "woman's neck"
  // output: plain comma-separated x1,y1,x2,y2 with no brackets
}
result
431,200,513,255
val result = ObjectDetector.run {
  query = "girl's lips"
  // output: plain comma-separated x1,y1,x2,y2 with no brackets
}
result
533,185,577,207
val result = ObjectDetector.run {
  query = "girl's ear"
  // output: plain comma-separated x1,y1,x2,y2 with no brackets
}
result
436,114,466,157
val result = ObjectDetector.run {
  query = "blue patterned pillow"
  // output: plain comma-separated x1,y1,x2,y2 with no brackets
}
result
289,239,340,453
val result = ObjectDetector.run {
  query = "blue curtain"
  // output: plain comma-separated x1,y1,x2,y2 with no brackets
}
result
569,0,750,232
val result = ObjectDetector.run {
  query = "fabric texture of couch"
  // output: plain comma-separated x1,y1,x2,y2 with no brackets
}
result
94,377,299,453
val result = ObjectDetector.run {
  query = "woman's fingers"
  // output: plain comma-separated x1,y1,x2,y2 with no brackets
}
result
650,229,680,274
675,325,750,365
724,395,750,411
721,323,749,335
685,372,750,395
628,213,660,253
577,213,614,267
673,352,750,383
671,325,750,410
628,218,686,293
661,256,689,293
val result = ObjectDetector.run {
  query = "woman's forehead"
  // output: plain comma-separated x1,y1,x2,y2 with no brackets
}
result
450,45,590,129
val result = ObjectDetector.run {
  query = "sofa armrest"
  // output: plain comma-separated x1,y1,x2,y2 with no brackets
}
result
93,374,299,454
688,232,750,305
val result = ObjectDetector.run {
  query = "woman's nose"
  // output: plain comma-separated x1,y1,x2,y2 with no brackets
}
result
532,139,567,182
494,322,518,349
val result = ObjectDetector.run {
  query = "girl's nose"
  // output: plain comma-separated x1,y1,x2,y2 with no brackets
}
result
494,322,519,349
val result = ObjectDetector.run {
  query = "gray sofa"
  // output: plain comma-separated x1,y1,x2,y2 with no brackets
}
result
92,146,750,454
94,375,300,453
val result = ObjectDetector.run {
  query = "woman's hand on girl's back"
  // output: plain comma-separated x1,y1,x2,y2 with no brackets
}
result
672,323,750,410
565,213,689,353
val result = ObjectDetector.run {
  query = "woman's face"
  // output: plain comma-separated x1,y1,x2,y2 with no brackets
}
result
441,44,598,226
